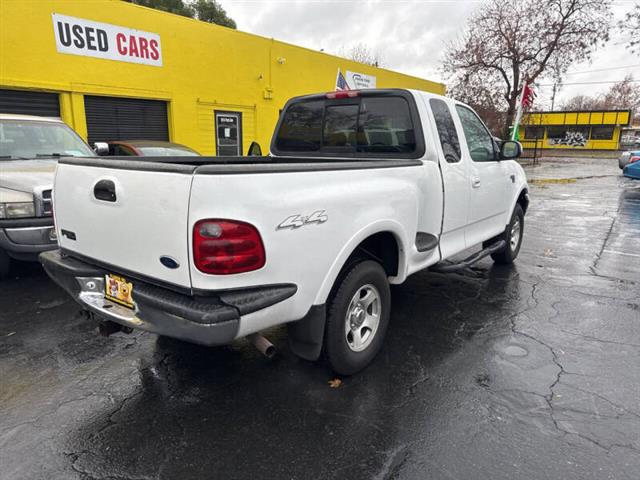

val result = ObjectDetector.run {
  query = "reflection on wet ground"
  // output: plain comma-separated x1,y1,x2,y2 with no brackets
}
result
1,159,639,479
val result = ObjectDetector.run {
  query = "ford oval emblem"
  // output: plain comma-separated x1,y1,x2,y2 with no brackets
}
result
160,256,180,269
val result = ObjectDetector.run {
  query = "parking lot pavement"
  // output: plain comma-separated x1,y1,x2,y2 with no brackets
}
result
1,158,639,480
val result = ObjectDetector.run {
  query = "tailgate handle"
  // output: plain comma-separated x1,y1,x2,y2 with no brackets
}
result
94,179,117,202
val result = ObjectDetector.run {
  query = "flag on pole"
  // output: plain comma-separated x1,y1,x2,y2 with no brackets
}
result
511,81,536,141
335,69,350,91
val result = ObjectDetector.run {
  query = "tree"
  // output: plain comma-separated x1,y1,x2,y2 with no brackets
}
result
125,0,193,18
620,4,640,54
125,0,236,28
191,0,236,28
603,75,640,113
337,43,383,67
561,94,603,111
561,75,640,112
442,0,612,137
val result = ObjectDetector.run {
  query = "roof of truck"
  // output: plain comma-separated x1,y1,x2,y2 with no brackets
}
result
0,113,63,122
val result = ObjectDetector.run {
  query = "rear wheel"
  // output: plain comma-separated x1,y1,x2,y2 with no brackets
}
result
0,249,10,280
488,204,524,264
324,260,390,375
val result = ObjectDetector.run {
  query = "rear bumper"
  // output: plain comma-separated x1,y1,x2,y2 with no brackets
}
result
40,249,297,346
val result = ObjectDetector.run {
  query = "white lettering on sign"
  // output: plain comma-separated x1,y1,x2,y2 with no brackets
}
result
346,71,376,89
52,13,162,67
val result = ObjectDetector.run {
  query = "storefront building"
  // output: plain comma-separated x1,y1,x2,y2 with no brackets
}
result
0,0,444,155
519,110,631,151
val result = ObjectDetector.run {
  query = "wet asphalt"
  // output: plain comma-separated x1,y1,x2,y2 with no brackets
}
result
1,158,639,480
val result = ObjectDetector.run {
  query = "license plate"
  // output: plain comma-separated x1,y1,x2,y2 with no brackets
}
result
104,273,134,309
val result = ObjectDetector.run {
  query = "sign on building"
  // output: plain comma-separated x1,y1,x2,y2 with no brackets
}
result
345,71,376,89
52,13,162,67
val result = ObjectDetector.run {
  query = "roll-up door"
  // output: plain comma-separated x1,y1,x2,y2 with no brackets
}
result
0,89,60,117
84,96,169,144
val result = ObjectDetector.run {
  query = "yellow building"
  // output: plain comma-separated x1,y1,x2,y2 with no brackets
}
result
519,110,631,151
0,0,444,155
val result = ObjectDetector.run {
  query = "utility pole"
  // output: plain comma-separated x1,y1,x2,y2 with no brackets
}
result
550,83,557,111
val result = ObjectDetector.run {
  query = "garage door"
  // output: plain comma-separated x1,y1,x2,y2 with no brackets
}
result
84,96,169,144
0,89,60,117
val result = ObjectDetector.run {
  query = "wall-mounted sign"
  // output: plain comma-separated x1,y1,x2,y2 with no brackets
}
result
52,13,162,67
346,71,376,89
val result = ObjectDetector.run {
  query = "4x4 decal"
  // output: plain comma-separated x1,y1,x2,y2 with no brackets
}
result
277,210,328,230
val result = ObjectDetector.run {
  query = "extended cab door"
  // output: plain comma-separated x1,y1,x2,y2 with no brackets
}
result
454,105,509,247
426,97,469,258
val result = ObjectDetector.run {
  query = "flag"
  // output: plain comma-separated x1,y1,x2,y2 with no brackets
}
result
511,81,536,141
335,69,350,91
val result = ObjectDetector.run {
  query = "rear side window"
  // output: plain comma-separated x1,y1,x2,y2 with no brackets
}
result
429,99,460,163
276,100,323,151
274,94,421,158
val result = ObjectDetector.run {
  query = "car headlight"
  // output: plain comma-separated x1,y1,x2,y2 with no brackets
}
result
0,202,36,219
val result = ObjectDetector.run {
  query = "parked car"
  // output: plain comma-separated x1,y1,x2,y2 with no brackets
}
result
0,114,96,278
623,160,640,179
100,140,199,157
618,150,640,170
41,88,529,374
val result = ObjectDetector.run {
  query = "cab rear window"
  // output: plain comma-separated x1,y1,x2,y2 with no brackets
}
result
274,94,421,157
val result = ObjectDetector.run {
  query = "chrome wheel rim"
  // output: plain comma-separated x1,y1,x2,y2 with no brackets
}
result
510,217,521,251
344,284,381,352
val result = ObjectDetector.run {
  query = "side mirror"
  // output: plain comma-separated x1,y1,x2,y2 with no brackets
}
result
248,141,262,156
93,142,109,156
499,140,522,160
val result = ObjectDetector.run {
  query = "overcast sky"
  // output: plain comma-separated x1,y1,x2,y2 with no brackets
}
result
220,0,638,109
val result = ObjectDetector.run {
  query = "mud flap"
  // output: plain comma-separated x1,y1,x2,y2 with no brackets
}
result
287,304,326,361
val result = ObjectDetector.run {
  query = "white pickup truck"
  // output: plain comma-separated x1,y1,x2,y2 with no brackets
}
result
41,89,529,374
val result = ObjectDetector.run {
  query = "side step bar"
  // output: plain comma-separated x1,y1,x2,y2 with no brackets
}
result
429,240,506,273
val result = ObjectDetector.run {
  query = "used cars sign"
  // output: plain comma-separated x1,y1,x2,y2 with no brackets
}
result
52,13,162,67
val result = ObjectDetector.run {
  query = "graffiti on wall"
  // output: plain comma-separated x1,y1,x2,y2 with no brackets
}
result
548,131,588,147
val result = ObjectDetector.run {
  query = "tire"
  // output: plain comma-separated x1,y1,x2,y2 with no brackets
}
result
488,204,524,265
0,249,11,280
324,260,391,375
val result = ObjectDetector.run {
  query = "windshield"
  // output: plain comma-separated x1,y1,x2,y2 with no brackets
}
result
138,146,199,156
0,120,95,160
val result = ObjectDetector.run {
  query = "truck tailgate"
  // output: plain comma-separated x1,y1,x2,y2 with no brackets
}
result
53,161,194,289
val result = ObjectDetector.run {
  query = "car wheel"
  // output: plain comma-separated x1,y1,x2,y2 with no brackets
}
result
489,204,524,265
324,260,390,375
0,249,11,280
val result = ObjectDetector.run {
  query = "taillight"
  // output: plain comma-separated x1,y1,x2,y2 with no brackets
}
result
325,90,359,99
193,219,265,274
630,156,640,164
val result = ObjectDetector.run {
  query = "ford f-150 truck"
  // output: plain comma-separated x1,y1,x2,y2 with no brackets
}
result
0,114,97,278
41,89,529,374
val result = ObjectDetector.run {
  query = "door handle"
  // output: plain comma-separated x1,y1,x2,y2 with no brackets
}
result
471,177,481,188
94,179,117,202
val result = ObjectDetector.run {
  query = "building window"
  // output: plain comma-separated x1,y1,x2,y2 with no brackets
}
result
546,126,590,147
524,126,544,139
590,126,614,140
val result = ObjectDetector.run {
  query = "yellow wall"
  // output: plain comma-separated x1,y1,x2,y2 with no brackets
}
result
0,0,445,155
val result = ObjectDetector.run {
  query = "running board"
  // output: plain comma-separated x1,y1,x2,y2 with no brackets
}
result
429,240,506,273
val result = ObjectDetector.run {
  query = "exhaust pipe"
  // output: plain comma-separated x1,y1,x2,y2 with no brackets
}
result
248,333,276,359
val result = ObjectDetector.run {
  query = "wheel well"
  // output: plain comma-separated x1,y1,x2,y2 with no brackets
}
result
349,231,399,277
517,189,529,214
